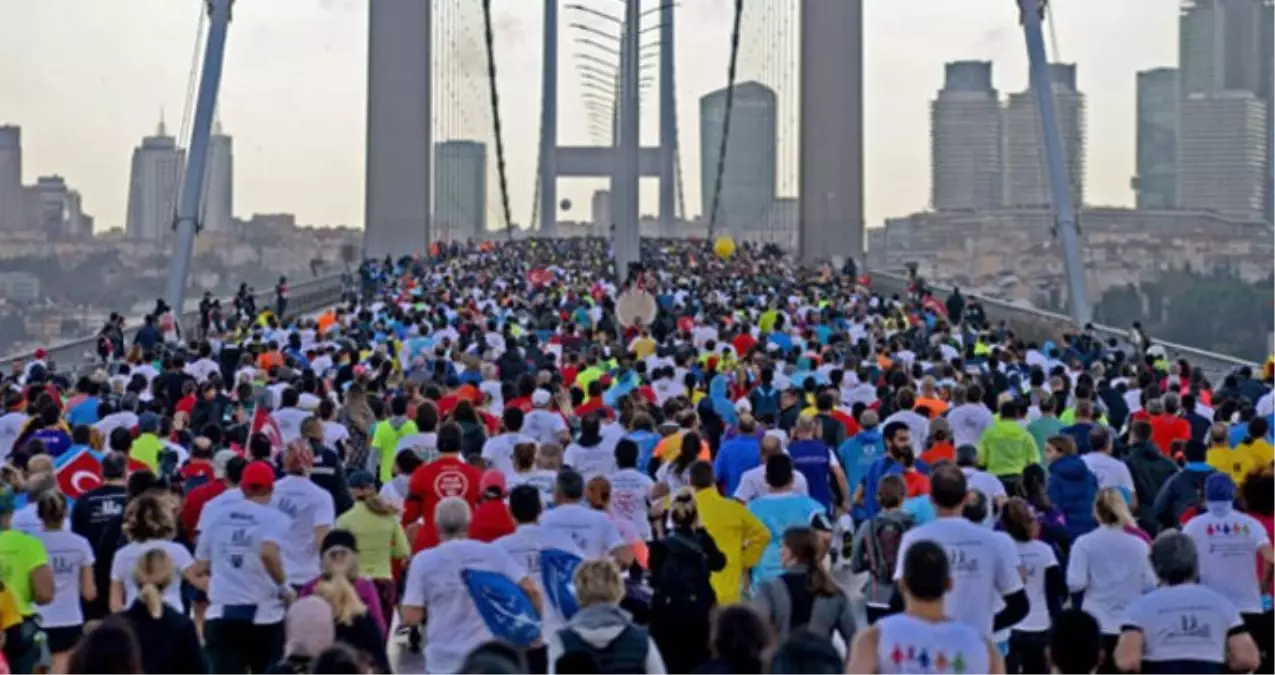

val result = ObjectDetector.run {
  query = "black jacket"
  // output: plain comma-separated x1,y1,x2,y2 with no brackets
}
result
119,603,205,674
309,440,354,515
335,613,391,674
1152,464,1214,531
1123,441,1178,535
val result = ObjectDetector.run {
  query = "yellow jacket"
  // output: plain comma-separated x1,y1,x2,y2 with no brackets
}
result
694,487,770,604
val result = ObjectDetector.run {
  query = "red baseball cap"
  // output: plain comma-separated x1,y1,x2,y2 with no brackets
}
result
241,461,276,491
480,469,507,496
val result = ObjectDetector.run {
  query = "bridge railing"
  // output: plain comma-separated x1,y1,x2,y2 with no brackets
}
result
869,270,1258,380
3,273,347,371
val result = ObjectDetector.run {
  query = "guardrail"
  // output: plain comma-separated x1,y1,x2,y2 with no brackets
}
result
4,273,347,371
869,270,1259,380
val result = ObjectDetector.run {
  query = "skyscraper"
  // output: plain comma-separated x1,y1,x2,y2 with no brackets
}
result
0,126,21,232
1177,91,1267,220
432,140,487,241
202,119,234,233
30,175,89,240
700,81,777,235
1003,63,1086,209
125,119,186,242
931,61,1002,211
1135,68,1179,209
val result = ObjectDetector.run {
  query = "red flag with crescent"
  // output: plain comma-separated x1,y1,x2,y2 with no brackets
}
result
54,449,150,500
250,406,286,458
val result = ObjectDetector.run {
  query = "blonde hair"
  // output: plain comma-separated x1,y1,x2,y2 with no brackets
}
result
1094,487,1135,527
574,559,624,608
36,490,67,527
122,492,178,542
134,548,175,619
313,547,367,625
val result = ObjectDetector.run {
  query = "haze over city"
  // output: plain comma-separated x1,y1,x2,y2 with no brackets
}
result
0,0,1180,230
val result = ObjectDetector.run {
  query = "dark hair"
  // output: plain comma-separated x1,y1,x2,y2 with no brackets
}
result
764,453,794,489
962,489,988,524
555,468,585,501
66,615,143,674
1048,609,1103,675
1018,464,1052,511
876,474,905,509
689,460,715,490
767,630,843,675
710,605,771,674
929,463,967,509
1000,497,1035,543
501,407,524,433
458,640,528,674
882,421,909,443
1241,470,1273,516
901,540,949,601
311,643,369,675
782,527,839,597
508,485,542,524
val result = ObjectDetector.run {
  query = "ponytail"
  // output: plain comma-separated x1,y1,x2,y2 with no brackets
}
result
133,548,175,619
314,573,366,625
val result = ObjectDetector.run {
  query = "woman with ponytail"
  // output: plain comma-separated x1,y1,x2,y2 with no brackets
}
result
114,549,204,674
308,532,391,674
752,526,856,647
333,471,408,630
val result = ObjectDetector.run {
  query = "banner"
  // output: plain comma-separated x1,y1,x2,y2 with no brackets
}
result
250,406,286,458
55,448,151,501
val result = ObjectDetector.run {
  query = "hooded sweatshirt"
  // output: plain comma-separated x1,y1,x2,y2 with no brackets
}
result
372,416,418,484
1047,453,1098,542
546,604,667,674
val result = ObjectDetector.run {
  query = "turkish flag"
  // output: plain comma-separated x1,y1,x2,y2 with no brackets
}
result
55,449,103,500
250,406,286,458
529,269,554,286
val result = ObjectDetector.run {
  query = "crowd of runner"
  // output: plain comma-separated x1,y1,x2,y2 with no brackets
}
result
0,236,1271,675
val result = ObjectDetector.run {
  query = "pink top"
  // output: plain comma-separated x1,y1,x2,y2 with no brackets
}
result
298,576,387,637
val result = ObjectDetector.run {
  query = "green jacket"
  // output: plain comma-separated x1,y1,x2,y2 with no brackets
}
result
372,417,418,484
978,419,1040,477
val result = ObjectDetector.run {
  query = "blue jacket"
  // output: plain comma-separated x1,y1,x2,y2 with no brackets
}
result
714,435,760,496
1047,454,1098,542
838,429,885,513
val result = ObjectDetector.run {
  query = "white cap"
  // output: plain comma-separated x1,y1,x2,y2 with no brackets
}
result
532,390,552,407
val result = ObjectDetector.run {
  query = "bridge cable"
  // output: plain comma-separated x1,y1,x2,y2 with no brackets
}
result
167,2,207,231
706,0,745,241
482,0,515,240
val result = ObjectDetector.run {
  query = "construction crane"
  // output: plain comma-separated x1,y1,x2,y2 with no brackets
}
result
1016,0,1091,326
165,0,234,327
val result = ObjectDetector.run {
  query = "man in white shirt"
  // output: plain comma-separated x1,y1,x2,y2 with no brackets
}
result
270,441,336,587
894,464,1027,638
955,444,1007,528
270,388,310,444
495,486,585,646
883,389,930,457
735,435,810,503
523,390,569,445
0,392,28,463
946,385,994,448
539,469,632,566
1081,427,1135,503
563,416,617,480
481,408,535,479
402,497,542,674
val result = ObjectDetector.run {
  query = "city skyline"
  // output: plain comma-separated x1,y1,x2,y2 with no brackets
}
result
0,0,1203,231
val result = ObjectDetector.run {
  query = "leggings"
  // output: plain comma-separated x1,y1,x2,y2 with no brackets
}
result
205,618,283,674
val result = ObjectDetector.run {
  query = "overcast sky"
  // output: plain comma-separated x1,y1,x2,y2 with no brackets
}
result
0,0,1178,231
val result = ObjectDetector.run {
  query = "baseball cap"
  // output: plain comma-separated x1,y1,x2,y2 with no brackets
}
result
212,449,238,479
138,412,162,434
531,390,552,407
347,470,376,490
321,528,359,555
956,444,979,466
480,468,507,496
1205,472,1236,503
241,461,276,491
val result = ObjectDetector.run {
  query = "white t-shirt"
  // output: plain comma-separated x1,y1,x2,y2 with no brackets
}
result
270,476,337,585
495,524,584,636
196,499,292,625
1123,583,1243,667
875,613,990,675
883,409,930,456
508,469,558,508
481,432,535,479
1183,509,1272,613
34,530,94,628
10,505,68,535
1013,539,1059,632
563,442,617,480
402,539,529,674
538,503,626,560
271,407,310,444
95,411,138,440
655,463,693,494
397,432,439,460
607,468,654,540
1066,525,1157,634
523,409,567,445
894,516,1024,638
733,464,809,503
185,358,220,383
0,412,28,462
947,403,994,448
196,488,246,535
322,421,350,450
1081,453,1135,496
960,467,1007,528
110,539,194,614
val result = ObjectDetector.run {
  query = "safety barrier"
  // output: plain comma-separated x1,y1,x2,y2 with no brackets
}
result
869,271,1258,380
2,274,347,371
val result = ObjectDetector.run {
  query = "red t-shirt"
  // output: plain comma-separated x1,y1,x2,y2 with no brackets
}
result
575,398,614,421
180,479,227,540
506,396,533,413
829,410,861,437
732,333,758,357
470,499,516,543
1150,414,1191,457
403,455,482,552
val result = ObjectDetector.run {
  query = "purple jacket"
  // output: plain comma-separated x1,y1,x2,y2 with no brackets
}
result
299,576,387,637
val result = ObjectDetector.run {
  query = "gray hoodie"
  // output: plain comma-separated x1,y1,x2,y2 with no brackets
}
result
545,604,666,674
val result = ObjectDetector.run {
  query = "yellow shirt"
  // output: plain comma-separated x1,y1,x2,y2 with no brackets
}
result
693,488,770,604
1208,444,1259,485
1238,438,1275,470
0,529,47,615
630,337,656,360
0,583,21,630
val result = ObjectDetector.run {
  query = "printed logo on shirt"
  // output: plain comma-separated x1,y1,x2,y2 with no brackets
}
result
434,471,471,498
947,546,980,575
1165,613,1212,641
889,644,968,674
1204,522,1251,537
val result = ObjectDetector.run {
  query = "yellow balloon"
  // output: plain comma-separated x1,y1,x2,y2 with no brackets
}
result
713,235,736,260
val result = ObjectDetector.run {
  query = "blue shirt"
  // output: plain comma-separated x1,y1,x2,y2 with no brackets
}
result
838,429,885,505
625,430,661,471
859,456,932,520
788,439,834,510
66,397,101,427
748,492,823,584
713,435,761,496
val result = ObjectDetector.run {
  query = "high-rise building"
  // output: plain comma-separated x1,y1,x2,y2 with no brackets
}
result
1002,63,1086,209
591,190,611,230
202,119,234,233
28,175,89,240
0,126,21,232
432,140,487,241
931,61,1002,211
1177,91,1267,220
700,81,777,234
125,119,186,242
1134,68,1179,209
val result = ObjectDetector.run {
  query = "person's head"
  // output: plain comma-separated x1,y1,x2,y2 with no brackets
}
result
668,487,699,531
780,526,839,596
962,489,988,524
36,489,68,529
883,421,912,461
458,640,529,675
241,460,276,501
1044,434,1077,462
573,559,624,608
65,615,143,674
612,438,638,470
311,643,372,675
435,496,472,541
767,630,843,675
283,596,336,660
553,468,585,505
764,453,795,491
1241,469,1273,516
122,491,177,542
929,463,968,512
708,605,771,674
955,443,979,469
133,548,175,619
876,474,906,510
508,484,542,525
1093,487,1134,527
1089,426,1111,455
760,433,783,459
1048,609,1103,674
315,534,368,626
1000,497,1038,542
1150,530,1200,588
585,475,612,511
689,460,715,490
899,539,950,604
282,437,315,476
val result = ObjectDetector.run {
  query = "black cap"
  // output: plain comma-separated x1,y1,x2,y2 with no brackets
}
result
321,528,358,555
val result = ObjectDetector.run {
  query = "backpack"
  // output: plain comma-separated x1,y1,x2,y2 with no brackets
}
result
864,513,912,585
750,385,781,418
556,623,651,674
651,533,714,615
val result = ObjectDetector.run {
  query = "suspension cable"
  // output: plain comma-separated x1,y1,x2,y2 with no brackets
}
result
168,1,207,228
707,0,745,241
482,0,514,240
